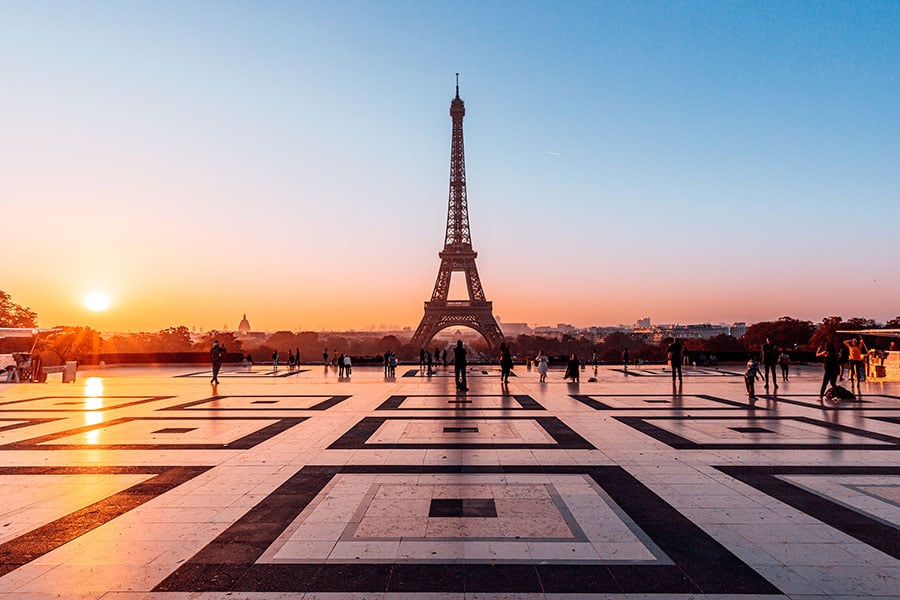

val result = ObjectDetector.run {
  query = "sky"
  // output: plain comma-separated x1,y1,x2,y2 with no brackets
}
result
2,0,898,333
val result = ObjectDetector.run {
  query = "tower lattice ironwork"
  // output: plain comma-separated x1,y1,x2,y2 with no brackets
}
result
411,76,504,351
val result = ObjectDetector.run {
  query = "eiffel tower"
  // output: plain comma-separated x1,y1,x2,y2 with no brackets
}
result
410,76,505,352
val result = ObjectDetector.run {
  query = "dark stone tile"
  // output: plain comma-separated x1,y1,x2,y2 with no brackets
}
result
535,564,620,593
387,563,465,592
428,498,497,517
465,563,542,592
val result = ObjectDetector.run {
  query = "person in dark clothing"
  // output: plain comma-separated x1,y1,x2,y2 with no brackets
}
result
838,343,850,381
453,340,468,391
816,342,840,400
419,348,426,371
564,353,580,383
667,339,683,384
778,348,791,382
761,338,778,390
210,340,227,385
623,348,629,373
499,342,513,384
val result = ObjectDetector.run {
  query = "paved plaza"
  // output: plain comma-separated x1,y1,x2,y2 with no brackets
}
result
0,362,898,599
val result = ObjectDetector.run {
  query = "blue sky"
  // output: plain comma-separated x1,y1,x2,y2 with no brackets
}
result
1,1,898,331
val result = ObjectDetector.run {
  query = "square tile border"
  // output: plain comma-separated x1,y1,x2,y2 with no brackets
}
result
570,393,756,411
161,395,351,412
0,395,174,412
376,394,543,411
615,415,900,450
0,416,307,450
327,416,594,450
716,465,900,560
0,465,211,577
155,464,779,595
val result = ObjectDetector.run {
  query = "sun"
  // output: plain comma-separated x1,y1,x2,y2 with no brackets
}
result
83,291,111,312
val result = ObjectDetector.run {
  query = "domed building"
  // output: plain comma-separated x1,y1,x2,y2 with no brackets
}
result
238,313,251,335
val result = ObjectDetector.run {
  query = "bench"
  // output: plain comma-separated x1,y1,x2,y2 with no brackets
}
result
40,361,77,383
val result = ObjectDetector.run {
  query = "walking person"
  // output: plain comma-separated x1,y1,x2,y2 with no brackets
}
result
295,348,301,367
343,353,352,377
535,350,549,383
383,351,390,377
744,354,763,400
337,353,345,378
499,342,513,384
761,337,778,390
778,347,791,382
441,349,447,368
426,350,434,375
623,348,629,374
210,340,227,385
816,342,840,401
388,351,397,378
453,340,468,391
667,339,683,385
419,348,426,372
323,348,329,370
272,350,279,373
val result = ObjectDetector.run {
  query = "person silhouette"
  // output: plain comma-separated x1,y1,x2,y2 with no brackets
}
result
453,340,468,391
210,340,227,384
499,342,513,384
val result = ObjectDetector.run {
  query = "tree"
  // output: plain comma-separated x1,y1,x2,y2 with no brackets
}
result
741,317,815,350
886,317,900,329
157,326,194,352
844,317,877,330
704,334,746,353
808,316,843,350
0,290,37,328
194,331,242,354
36,326,100,362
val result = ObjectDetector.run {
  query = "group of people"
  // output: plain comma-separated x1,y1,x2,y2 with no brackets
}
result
418,347,449,375
816,336,869,401
743,338,790,399
213,336,883,403
320,348,353,377
382,350,398,377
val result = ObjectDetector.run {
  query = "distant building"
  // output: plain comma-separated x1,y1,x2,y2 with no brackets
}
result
234,313,267,343
636,317,651,328
730,322,747,339
238,313,251,335
500,322,532,337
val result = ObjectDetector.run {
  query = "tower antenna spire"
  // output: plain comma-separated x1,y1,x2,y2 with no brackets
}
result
455,72,459,97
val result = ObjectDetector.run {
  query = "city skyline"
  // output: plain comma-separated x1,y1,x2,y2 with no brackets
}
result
3,1,898,332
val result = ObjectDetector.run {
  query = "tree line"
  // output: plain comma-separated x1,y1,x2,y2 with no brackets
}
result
2,290,897,363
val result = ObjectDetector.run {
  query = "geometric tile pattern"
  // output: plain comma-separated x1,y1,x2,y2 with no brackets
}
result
0,465,210,577
1,363,899,597
0,395,171,412
376,394,543,410
0,416,306,450
571,393,754,410
615,415,900,450
717,466,900,560
327,416,594,449
163,394,351,411
155,465,778,594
